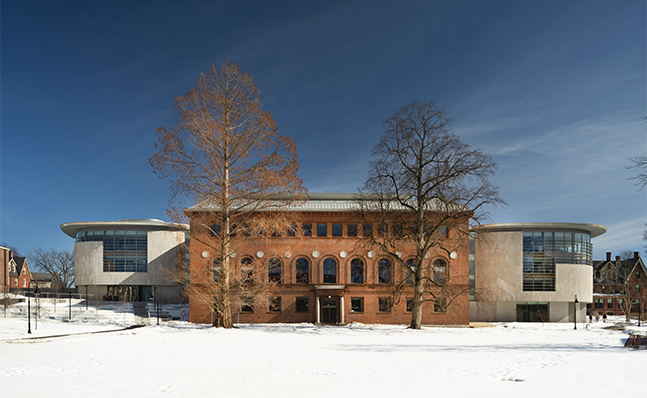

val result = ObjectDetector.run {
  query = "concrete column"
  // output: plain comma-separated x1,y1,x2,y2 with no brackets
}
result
315,295,320,324
340,296,345,324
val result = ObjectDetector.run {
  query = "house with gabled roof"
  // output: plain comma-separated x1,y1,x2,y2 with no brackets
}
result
8,256,33,291
589,251,647,318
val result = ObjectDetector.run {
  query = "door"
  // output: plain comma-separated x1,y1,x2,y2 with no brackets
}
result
322,299,337,324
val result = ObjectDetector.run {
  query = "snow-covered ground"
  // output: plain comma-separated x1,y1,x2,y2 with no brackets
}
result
1,317,644,397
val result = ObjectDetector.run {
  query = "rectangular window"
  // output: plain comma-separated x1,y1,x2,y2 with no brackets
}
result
211,224,221,236
317,224,327,237
362,224,372,237
351,297,364,312
241,297,254,313
347,224,357,237
332,224,342,237
439,226,448,238
302,224,312,237
287,224,297,237
295,297,309,312
269,297,281,313
378,297,392,312
378,224,388,237
607,298,613,308
594,298,604,309
637,270,641,278
434,298,447,313
406,297,414,312
636,285,641,293
23,279,26,287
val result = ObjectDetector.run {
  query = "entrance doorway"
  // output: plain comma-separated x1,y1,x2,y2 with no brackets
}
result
322,299,337,324
516,302,549,322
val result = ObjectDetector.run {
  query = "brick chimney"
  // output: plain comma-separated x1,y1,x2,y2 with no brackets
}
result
606,252,611,261
616,256,621,262
634,251,640,259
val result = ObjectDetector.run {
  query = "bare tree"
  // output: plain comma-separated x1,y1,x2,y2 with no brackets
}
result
359,100,505,329
150,61,305,328
27,247,74,292
626,116,647,189
601,257,646,322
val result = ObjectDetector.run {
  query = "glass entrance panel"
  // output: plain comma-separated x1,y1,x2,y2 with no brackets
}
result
322,299,337,324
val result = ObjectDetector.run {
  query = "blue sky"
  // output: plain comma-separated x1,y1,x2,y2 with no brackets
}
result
1,0,645,259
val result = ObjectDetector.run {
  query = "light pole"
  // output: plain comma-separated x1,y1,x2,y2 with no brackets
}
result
154,287,159,325
27,283,40,334
68,290,72,321
27,286,32,334
574,294,579,330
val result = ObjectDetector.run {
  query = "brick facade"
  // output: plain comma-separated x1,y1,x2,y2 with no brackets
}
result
188,201,470,326
589,252,647,317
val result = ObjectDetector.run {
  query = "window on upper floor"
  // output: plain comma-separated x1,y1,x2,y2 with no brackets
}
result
350,258,364,283
317,224,327,237
347,224,357,237
268,257,282,283
378,258,392,284
332,224,342,237
213,258,222,282
302,223,312,237
594,298,604,308
323,258,337,283
439,226,448,238
295,257,310,283
607,298,613,308
362,224,372,237
405,259,415,284
241,256,254,282
433,259,447,284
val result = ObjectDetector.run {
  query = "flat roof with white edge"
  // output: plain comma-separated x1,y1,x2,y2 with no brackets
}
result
60,219,188,238
470,222,607,238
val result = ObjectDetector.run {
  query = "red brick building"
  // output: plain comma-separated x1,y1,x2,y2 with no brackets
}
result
589,252,647,317
9,256,32,291
1,246,11,291
188,194,470,325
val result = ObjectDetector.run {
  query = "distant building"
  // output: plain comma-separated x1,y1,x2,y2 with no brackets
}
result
1,246,11,290
60,219,188,303
589,251,647,317
470,222,606,323
8,256,33,290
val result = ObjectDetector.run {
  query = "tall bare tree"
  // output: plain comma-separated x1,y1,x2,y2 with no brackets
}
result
150,61,305,328
359,100,505,329
625,116,647,251
27,247,74,292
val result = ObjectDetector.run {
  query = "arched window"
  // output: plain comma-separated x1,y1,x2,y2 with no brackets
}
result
350,258,364,283
295,257,310,283
405,258,415,284
323,258,337,283
378,258,392,284
241,256,254,282
433,259,447,283
268,257,282,283
213,258,222,282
